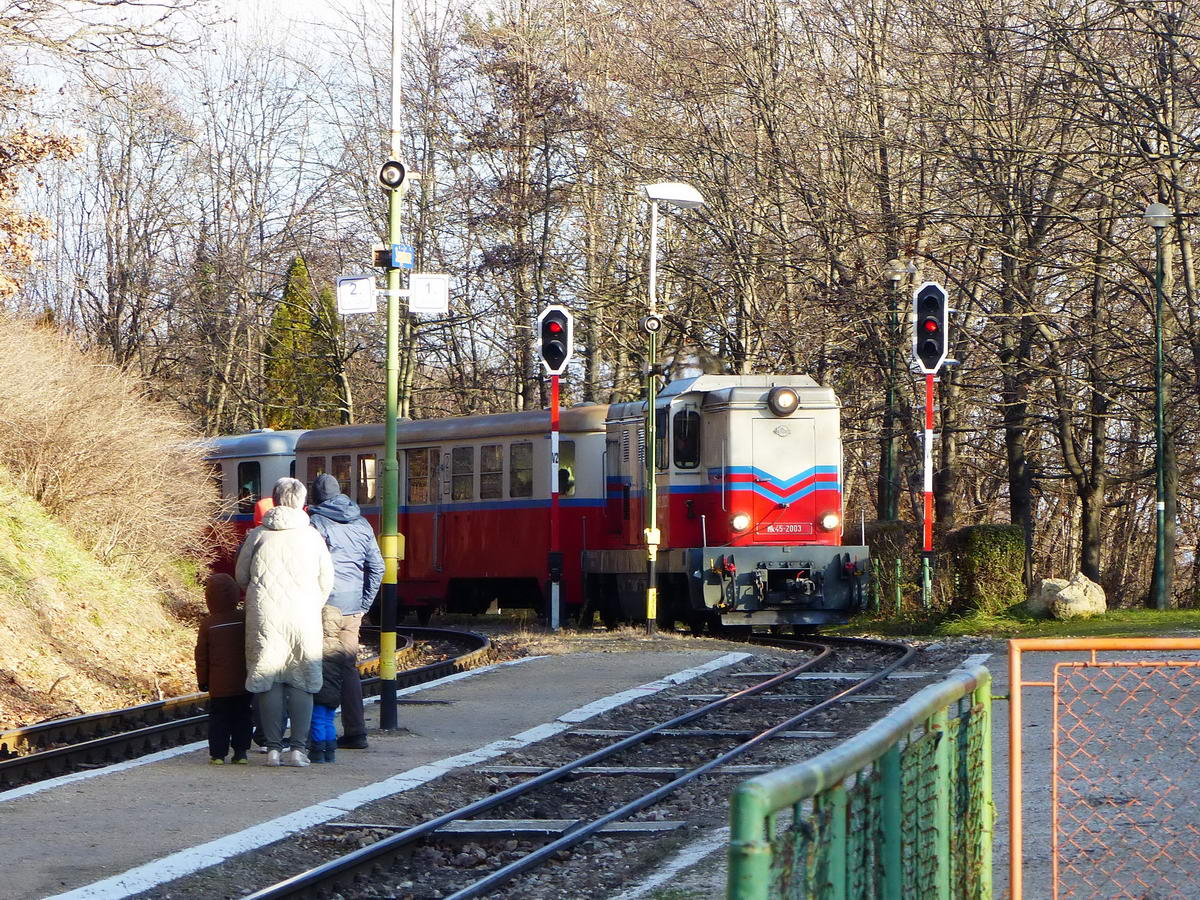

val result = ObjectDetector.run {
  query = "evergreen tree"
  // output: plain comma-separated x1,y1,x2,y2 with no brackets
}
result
263,256,347,429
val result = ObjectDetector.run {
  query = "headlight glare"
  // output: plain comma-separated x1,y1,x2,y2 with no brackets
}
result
731,512,751,532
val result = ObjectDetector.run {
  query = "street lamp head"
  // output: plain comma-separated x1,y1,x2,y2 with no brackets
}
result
644,182,705,209
884,258,907,284
1144,201,1172,229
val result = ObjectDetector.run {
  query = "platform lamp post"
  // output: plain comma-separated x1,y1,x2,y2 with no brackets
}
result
1144,200,1171,610
641,182,704,635
377,0,408,731
881,259,912,521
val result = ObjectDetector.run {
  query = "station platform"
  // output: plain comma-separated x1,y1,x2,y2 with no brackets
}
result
3,649,748,900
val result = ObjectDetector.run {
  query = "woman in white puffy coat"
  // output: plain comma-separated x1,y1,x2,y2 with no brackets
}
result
235,477,333,767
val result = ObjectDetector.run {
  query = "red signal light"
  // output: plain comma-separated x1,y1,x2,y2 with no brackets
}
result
548,321,563,334
923,319,939,333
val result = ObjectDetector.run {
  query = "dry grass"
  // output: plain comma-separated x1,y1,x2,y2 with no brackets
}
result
0,316,220,573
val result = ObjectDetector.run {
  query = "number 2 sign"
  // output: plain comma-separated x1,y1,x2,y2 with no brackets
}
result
335,275,377,315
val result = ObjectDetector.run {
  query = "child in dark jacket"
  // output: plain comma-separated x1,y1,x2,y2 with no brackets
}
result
310,605,355,763
195,573,253,765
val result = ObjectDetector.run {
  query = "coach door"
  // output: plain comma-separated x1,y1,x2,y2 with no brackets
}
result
750,417,816,541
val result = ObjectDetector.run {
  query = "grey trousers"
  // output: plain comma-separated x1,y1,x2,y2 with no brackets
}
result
254,683,313,752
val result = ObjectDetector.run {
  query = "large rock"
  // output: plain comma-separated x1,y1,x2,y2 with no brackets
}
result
1028,578,1069,617
1049,573,1107,620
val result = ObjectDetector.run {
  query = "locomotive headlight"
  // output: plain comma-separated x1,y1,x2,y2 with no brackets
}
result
767,386,799,417
819,512,840,531
730,512,752,532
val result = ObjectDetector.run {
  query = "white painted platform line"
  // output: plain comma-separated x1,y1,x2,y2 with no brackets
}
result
47,651,751,900
611,826,730,900
0,656,546,806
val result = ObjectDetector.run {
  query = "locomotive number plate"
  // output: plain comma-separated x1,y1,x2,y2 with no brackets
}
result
762,523,811,535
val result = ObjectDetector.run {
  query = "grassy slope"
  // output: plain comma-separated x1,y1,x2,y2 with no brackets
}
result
0,469,200,729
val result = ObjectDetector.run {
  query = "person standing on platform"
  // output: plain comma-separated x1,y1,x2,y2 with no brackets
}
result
307,473,384,750
310,605,354,762
237,477,333,767
194,573,252,765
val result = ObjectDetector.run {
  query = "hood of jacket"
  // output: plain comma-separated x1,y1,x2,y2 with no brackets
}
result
308,492,362,524
205,573,240,615
261,505,310,530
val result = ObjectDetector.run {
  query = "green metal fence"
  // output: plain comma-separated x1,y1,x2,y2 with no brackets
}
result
728,664,993,899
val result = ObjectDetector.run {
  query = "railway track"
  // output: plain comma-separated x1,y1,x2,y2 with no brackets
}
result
241,635,916,900
0,626,491,790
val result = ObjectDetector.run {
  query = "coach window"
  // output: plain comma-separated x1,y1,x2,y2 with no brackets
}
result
237,461,260,514
451,446,474,501
480,444,502,500
332,454,352,495
673,409,701,469
306,456,326,494
655,407,669,470
510,442,533,498
406,448,432,504
558,440,576,496
357,456,378,504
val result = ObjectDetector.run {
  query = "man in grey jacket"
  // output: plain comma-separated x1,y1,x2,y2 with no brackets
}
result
308,473,385,748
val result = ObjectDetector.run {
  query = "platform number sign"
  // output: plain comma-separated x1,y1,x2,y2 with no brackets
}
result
335,275,377,315
912,282,949,373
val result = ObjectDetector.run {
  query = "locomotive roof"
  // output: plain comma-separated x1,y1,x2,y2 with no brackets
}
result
201,429,307,460
607,375,838,421
296,405,610,451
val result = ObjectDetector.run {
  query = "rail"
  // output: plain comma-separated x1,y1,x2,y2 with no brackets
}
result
728,662,993,899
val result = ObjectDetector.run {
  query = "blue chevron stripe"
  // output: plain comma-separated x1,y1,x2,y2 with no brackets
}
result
707,464,839,490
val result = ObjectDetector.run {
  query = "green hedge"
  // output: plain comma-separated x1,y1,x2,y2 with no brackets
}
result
943,524,1026,615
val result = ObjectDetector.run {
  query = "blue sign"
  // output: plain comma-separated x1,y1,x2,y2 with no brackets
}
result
391,243,415,270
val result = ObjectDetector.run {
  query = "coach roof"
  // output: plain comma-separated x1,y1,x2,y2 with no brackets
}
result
202,429,307,460
296,405,610,452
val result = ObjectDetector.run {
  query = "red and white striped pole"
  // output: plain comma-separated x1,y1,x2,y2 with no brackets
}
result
549,373,561,631
922,372,935,608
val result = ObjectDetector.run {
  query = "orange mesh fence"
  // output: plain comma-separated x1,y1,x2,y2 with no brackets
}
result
1010,639,1200,900
1053,661,1200,897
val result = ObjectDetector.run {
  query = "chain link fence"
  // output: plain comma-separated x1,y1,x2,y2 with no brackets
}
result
1054,660,1200,897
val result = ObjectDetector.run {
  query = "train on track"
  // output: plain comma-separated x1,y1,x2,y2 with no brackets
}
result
203,374,868,632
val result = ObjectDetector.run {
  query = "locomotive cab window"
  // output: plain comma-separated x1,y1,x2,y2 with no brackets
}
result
673,409,701,469
451,446,474,501
558,440,576,497
480,444,502,500
332,454,352,495
357,456,378,504
406,448,433,504
655,408,669,470
510,442,533,498
237,461,260,514
306,456,326,494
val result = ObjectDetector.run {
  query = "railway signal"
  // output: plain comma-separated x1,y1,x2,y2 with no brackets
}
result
537,305,573,632
913,282,949,373
537,306,573,375
911,281,950,609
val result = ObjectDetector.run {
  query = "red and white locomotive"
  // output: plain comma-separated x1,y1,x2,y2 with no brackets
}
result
205,374,867,630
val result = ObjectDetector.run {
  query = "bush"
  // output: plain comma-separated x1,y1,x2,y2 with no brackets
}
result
0,316,220,572
944,524,1026,615
863,520,924,613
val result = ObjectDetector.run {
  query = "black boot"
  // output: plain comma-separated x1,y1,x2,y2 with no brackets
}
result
324,740,336,763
